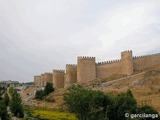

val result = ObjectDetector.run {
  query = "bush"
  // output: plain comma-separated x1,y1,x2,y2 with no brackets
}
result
44,82,55,96
63,87,160,120
63,85,110,120
9,88,24,118
4,93,9,106
35,82,55,101
35,90,44,100
0,99,8,120
107,90,137,120
137,105,160,120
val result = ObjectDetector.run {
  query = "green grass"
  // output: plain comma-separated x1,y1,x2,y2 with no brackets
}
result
31,109,77,120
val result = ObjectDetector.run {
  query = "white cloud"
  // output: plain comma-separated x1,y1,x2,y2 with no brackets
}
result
69,1,159,61
0,0,159,82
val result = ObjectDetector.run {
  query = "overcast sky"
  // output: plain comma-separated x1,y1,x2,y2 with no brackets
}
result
0,0,160,82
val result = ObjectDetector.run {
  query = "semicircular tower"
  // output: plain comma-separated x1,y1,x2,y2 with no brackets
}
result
53,70,65,88
65,64,77,88
77,56,96,83
121,50,133,75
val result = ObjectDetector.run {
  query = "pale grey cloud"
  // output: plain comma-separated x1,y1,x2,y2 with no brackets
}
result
0,0,159,82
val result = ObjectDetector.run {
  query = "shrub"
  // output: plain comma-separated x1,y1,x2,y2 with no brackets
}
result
63,85,111,120
35,90,44,100
64,87,160,120
137,105,160,120
44,82,55,96
4,93,9,106
9,88,24,118
35,82,55,101
107,91,137,120
0,99,8,120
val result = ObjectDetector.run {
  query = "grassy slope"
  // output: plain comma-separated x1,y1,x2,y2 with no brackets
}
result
31,109,77,120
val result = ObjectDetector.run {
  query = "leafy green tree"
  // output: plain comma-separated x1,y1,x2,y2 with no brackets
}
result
137,105,160,120
9,89,24,118
63,85,110,120
0,99,8,120
64,87,138,120
9,87,14,95
107,90,137,120
44,82,54,95
4,92,9,106
0,85,5,98
35,90,44,100
35,82,55,100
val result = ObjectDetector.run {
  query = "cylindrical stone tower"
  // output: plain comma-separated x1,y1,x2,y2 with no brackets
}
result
41,74,45,87
53,70,65,88
34,75,41,86
44,72,53,86
121,50,133,75
77,56,96,83
65,64,77,88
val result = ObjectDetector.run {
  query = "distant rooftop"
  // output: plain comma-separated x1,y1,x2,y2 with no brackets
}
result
0,80,19,84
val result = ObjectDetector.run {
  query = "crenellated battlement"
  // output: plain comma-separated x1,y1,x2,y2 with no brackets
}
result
53,69,65,88
34,50,160,88
44,72,52,74
34,75,41,77
133,52,160,59
34,75,41,86
122,50,132,53
65,64,77,88
66,64,77,67
96,59,121,65
77,56,96,83
53,69,65,73
78,56,95,60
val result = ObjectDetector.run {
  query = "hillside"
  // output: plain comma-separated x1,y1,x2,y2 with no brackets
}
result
25,64,160,111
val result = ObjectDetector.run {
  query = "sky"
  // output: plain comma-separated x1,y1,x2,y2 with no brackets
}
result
0,0,160,82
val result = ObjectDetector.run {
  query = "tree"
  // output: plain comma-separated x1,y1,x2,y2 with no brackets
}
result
64,87,160,120
4,92,9,106
35,90,44,100
63,85,110,120
0,99,8,120
35,82,55,100
107,90,137,120
9,88,24,118
44,82,54,95
137,105,160,120
0,85,5,98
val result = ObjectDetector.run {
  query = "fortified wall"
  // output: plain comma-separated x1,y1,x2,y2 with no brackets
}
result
34,73,52,87
34,75,41,86
96,50,133,79
52,70,65,88
44,73,52,86
65,64,77,88
34,50,160,88
77,57,96,83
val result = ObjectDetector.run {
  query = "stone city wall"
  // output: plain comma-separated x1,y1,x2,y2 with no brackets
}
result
96,60,122,79
65,64,77,87
44,72,53,86
133,53,160,71
34,50,160,88
34,75,41,86
53,70,65,88
77,57,96,83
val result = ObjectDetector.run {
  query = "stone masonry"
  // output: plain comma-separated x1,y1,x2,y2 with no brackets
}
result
34,50,160,88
